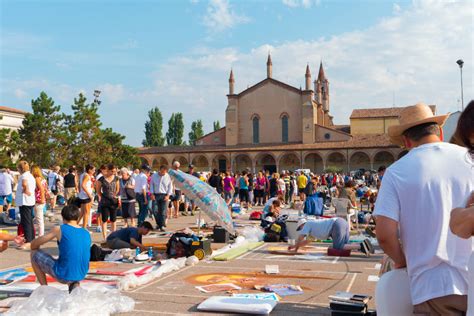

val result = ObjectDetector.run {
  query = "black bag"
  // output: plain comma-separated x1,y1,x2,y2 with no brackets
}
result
166,232,194,258
125,188,136,200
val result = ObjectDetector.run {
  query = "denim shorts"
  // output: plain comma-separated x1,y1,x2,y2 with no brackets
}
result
0,194,12,206
330,218,350,250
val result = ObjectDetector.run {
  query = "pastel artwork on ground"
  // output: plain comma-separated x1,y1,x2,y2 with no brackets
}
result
169,169,234,233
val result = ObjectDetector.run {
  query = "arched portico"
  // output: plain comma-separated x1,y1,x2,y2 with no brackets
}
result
255,153,277,174
349,151,371,171
303,153,324,173
326,152,347,172
373,151,395,169
278,153,300,172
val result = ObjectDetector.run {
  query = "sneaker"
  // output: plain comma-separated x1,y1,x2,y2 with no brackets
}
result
159,227,166,232
364,239,375,254
68,281,80,293
95,226,102,233
360,241,370,257
181,212,188,216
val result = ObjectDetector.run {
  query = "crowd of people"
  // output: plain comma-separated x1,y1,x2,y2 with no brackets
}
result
0,101,472,315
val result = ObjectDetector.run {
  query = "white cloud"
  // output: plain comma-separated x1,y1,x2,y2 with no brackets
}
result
393,3,401,13
97,83,126,104
14,88,27,99
282,0,321,8
202,0,250,32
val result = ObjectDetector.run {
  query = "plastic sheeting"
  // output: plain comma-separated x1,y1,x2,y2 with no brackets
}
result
197,296,278,315
118,257,187,291
4,284,134,316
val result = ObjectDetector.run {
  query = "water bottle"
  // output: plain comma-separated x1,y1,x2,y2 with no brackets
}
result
135,247,140,257
148,247,153,259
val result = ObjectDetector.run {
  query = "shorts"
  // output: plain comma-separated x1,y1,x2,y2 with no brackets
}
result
254,189,264,198
0,194,12,206
78,198,92,205
31,250,68,283
330,218,350,250
298,188,306,194
224,191,232,200
121,202,136,219
99,203,118,222
170,190,181,202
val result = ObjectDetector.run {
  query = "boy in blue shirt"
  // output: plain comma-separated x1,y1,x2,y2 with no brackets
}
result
30,205,91,293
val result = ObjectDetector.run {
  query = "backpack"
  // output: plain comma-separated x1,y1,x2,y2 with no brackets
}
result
166,232,194,258
90,244,112,261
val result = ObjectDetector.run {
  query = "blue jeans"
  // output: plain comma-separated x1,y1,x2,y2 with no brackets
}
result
152,194,167,229
136,193,148,226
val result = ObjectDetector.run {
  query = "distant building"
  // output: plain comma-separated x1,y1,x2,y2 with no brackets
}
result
138,56,441,173
0,106,26,131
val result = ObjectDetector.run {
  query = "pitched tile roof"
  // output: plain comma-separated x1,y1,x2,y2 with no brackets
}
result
350,105,436,119
0,106,27,115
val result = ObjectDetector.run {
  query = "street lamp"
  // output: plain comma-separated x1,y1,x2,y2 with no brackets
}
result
456,59,464,110
93,89,102,105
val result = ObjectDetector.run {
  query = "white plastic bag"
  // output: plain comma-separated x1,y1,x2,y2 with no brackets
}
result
5,284,135,316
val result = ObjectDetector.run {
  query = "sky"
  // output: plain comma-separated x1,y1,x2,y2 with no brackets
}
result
0,0,472,146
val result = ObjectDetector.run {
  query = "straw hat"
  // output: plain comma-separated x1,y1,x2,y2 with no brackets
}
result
388,103,449,146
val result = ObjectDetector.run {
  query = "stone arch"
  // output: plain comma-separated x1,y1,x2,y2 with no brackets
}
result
255,153,277,174
234,154,252,173
172,156,189,168
191,155,210,172
326,152,347,172
152,157,169,170
303,153,324,173
278,153,300,172
212,154,230,172
349,151,371,171
374,151,395,169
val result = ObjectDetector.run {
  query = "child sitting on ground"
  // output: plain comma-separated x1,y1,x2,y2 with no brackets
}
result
30,204,91,293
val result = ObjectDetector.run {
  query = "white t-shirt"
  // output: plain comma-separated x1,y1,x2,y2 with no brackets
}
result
134,173,148,194
48,171,59,191
374,142,474,305
0,172,14,196
15,171,36,206
78,173,93,200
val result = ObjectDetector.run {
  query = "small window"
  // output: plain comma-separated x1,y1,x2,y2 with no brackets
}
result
253,117,259,144
324,133,331,140
282,115,289,143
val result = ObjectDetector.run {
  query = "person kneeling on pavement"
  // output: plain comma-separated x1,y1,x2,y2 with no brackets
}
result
106,221,153,251
288,218,374,257
30,204,91,293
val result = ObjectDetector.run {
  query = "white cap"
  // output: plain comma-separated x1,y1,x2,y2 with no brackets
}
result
264,216,274,223
296,218,307,231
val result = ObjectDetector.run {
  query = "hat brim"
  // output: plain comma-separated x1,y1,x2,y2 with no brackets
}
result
388,114,450,147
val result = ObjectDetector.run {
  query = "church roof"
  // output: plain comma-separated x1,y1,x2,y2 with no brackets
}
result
350,105,436,119
317,61,326,81
0,106,27,115
232,77,304,98
138,133,397,155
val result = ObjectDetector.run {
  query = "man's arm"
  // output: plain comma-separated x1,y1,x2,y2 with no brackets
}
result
31,226,60,250
450,206,474,239
288,235,308,252
130,238,147,251
376,215,406,269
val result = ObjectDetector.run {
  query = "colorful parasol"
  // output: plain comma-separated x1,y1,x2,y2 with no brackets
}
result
168,169,234,234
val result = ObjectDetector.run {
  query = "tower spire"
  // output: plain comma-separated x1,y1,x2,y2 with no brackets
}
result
266,53,272,78
305,63,311,90
228,68,235,95
317,60,326,81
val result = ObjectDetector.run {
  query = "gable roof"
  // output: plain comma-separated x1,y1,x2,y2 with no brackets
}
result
350,105,436,119
233,78,304,98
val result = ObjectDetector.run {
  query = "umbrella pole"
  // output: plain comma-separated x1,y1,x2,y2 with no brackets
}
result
198,208,202,236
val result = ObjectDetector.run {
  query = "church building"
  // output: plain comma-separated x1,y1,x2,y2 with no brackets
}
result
138,56,432,173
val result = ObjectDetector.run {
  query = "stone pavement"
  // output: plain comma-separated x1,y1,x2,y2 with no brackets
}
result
0,205,382,315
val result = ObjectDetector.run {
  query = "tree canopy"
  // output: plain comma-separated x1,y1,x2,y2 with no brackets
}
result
142,107,165,147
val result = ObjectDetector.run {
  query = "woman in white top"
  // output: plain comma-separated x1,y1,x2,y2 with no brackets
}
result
15,161,36,248
31,165,47,237
77,164,95,230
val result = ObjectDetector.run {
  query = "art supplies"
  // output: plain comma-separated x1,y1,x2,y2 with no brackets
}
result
195,283,242,293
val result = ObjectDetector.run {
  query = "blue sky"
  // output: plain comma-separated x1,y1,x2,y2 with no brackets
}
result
1,0,472,146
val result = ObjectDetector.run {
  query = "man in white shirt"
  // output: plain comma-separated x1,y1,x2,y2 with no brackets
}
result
15,161,36,247
150,165,173,231
0,167,14,213
374,103,472,314
135,164,151,226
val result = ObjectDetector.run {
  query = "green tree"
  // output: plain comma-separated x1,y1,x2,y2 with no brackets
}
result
166,113,184,146
213,120,221,131
142,107,164,147
0,128,20,167
188,120,204,146
66,93,104,167
100,128,140,167
18,92,67,167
